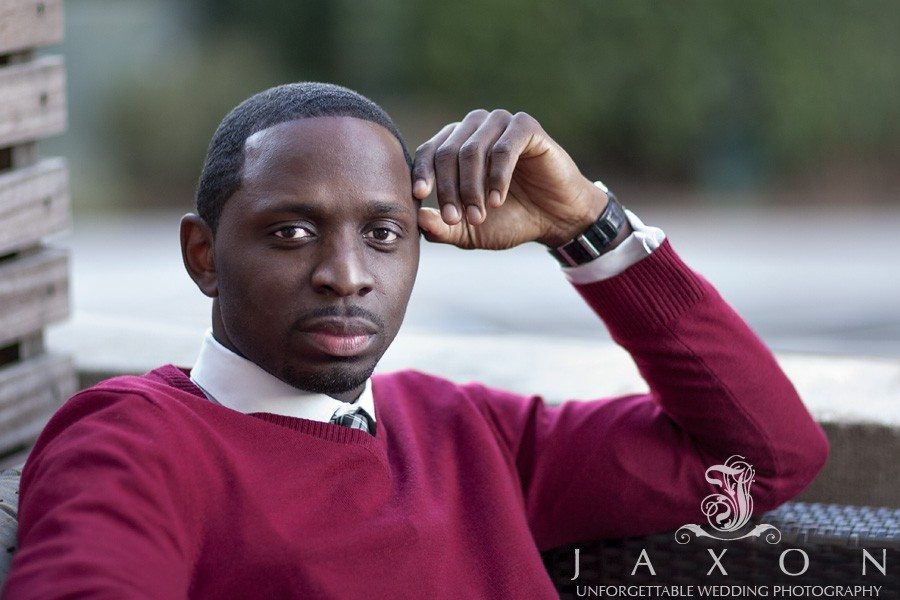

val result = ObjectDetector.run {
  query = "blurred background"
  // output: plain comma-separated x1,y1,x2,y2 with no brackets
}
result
40,0,900,366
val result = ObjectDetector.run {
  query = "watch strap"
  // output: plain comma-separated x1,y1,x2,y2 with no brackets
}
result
547,184,627,267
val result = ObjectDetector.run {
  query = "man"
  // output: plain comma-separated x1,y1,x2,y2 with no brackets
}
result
3,82,828,598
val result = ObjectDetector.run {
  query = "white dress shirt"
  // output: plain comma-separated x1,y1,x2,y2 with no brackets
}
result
190,200,666,422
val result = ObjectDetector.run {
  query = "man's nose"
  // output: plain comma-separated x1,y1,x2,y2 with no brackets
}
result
309,233,375,298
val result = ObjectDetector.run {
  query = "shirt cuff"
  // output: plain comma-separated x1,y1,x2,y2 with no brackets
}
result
561,209,666,284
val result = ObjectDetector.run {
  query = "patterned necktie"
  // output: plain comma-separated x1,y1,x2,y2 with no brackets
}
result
329,405,375,436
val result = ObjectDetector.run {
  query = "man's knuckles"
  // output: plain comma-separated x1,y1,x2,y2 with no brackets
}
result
457,141,484,163
511,110,538,127
464,108,490,122
434,143,459,164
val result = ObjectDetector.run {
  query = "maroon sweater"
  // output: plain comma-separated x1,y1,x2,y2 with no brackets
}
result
3,241,828,599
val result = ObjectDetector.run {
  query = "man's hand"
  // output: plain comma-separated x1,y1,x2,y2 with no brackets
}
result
413,109,611,250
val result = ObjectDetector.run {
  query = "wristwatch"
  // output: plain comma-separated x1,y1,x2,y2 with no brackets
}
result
547,181,628,267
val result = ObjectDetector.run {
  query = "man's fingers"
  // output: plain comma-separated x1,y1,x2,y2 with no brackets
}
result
415,110,542,228
457,110,512,225
412,122,457,200
431,110,489,225
488,112,540,209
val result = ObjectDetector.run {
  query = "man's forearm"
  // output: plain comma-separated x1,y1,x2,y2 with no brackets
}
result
573,239,829,510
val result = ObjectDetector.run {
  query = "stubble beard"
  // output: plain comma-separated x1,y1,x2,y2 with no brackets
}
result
281,359,376,397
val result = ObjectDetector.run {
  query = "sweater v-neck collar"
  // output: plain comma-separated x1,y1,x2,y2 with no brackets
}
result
150,364,388,454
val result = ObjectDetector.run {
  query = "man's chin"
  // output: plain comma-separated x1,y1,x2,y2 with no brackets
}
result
280,361,376,396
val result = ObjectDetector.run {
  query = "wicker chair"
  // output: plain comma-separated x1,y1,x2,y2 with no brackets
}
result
0,466,22,587
1,466,896,594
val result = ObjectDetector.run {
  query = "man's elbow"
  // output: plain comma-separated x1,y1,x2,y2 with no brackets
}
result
755,421,830,512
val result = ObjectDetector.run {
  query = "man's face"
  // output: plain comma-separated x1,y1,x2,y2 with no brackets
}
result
210,116,419,396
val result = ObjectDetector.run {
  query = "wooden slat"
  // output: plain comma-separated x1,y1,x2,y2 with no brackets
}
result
0,248,68,347
0,332,43,364
0,157,69,255
0,55,65,148
10,141,37,168
0,0,63,55
0,352,75,454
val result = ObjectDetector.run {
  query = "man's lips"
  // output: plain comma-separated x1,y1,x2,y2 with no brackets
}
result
297,317,378,357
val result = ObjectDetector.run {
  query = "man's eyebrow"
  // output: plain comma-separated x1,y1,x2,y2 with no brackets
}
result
254,200,321,217
255,199,411,217
369,200,410,216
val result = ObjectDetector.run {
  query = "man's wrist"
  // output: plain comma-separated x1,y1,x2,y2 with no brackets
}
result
542,181,634,266
538,181,608,249
560,207,665,284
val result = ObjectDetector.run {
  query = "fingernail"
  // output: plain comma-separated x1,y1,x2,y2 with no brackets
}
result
466,205,482,224
442,204,460,223
488,190,502,207
413,179,428,197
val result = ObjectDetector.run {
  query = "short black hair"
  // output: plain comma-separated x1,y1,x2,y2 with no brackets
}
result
195,82,413,233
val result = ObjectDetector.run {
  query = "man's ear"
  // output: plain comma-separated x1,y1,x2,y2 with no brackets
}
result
180,213,218,298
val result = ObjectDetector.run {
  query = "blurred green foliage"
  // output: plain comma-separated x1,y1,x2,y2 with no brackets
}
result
106,0,900,202
101,32,287,202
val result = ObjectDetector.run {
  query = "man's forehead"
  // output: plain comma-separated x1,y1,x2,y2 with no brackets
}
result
226,116,414,220
243,116,404,160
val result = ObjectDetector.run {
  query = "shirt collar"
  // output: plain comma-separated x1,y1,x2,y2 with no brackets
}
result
189,329,375,423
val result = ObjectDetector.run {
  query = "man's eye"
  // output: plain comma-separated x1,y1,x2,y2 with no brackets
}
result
366,227,400,243
274,226,313,240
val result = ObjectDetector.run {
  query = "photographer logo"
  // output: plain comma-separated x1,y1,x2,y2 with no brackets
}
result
675,455,781,544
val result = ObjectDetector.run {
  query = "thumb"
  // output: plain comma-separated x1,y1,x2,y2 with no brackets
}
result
417,206,464,246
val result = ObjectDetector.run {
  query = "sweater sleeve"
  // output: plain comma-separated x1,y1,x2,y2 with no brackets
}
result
467,240,829,551
2,389,200,599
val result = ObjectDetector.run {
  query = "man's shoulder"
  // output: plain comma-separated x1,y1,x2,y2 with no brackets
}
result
20,366,202,501
86,364,196,395
23,367,195,477
45,364,201,435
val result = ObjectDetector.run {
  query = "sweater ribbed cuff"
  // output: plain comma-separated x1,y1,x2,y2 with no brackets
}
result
572,239,707,339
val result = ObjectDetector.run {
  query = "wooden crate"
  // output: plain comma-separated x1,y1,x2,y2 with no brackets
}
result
0,353,76,464
0,0,64,56
0,0,72,465
0,158,70,256
0,56,67,149
0,248,69,347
